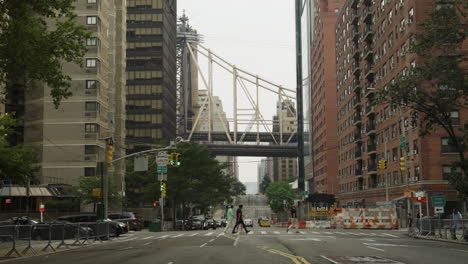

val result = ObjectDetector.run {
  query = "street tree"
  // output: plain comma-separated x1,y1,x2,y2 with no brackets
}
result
376,4,468,200
259,176,271,194
0,0,91,107
231,180,246,196
125,156,161,208
265,182,295,213
0,114,38,183
74,176,121,212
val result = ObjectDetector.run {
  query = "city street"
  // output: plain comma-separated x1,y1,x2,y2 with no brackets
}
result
2,228,467,264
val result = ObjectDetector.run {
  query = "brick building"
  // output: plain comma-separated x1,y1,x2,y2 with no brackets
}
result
335,0,464,214
310,0,343,196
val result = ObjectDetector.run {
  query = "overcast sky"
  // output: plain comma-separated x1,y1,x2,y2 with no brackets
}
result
177,0,297,186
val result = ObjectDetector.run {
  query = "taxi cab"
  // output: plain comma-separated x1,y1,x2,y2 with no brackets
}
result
259,218,271,227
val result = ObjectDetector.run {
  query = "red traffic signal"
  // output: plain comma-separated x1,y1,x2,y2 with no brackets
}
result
153,201,159,207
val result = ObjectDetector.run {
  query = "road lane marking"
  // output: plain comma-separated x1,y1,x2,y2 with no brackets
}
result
209,239,215,242
248,231,254,235
321,255,339,264
205,232,214,236
261,231,267,235
143,236,154,240
200,243,207,248
363,242,419,248
367,246,385,252
360,238,376,242
323,232,333,234
217,232,224,237
172,234,184,238
383,233,398,237
233,236,240,246
143,242,152,246
120,246,133,250
289,238,321,241
273,231,280,234
263,247,311,264
310,231,320,234
335,232,346,235
450,249,468,253
157,235,169,239
189,233,199,237
300,231,307,234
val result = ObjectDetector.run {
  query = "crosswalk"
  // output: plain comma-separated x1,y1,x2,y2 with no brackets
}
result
119,230,402,241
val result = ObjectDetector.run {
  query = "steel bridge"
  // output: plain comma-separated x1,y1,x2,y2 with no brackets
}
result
176,15,297,157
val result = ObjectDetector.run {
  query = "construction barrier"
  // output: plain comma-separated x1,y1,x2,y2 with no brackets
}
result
331,208,398,230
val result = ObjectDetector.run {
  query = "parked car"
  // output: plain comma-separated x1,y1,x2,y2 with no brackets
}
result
56,214,125,237
244,218,253,227
216,219,227,228
184,215,206,230
205,218,217,230
31,220,92,240
108,212,143,231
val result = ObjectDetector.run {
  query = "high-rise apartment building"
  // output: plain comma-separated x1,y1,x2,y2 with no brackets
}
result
126,0,177,153
16,0,127,187
310,0,343,195
194,90,238,179
269,100,298,182
335,0,463,211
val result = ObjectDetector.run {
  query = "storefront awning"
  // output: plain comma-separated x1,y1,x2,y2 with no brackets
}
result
0,186,53,197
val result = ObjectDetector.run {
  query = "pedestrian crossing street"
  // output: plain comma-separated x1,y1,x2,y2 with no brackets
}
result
118,229,402,242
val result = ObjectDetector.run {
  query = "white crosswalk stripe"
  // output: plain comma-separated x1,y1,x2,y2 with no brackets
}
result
383,233,398,237
273,231,280,235
310,231,320,234
204,232,214,236
299,231,307,234
172,234,184,238
261,231,267,235
189,233,199,237
142,236,154,240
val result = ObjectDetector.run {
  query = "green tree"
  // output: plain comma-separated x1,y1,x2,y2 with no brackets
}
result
0,0,91,107
259,176,271,194
231,180,246,196
74,176,121,212
167,142,234,215
265,182,295,213
125,156,161,208
376,4,468,199
0,114,38,183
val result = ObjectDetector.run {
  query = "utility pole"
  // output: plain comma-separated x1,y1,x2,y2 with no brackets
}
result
295,0,305,192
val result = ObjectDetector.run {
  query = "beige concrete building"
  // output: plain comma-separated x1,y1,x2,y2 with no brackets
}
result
194,90,238,179
269,99,298,182
22,0,127,188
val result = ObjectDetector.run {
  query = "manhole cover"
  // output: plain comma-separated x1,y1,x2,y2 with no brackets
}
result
321,256,404,264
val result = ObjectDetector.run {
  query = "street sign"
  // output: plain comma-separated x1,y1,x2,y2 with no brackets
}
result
434,206,444,214
134,156,149,172
302,191,309,196
156,151,169,166
39,204,45,213
157,173,167,181
92,188,101,197
157,166,167,174
400,136,406,143
432,195,446,207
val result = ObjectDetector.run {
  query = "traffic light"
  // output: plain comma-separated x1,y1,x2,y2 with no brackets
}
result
160,181,165,192
107,144,113,167
399,157,406,172
160,181,167,197
168,153,177,167
153,201,159,207
378,159,387,169
162,183,167,198
175,153,181,167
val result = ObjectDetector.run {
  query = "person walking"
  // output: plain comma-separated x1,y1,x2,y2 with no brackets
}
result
287,205,299,233
225,205,234,231
232,204,250,234
452,208,462,239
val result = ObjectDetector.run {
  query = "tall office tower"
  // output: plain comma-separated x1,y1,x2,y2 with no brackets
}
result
19,0,127,187
270,100,298,182
335,0,464,211
126,0,177,153
310,0,343,195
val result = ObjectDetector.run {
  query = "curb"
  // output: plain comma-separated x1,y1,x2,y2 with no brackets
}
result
413,235,468,245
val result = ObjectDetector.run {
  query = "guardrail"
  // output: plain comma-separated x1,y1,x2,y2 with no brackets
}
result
414,218,468,242
0,222,114,257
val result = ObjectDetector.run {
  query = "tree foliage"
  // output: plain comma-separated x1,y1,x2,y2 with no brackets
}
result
265,182,295,213
376,4,468,198
0,0,91,107
125,156,161,208
259,176,271,194
74,176,121,209
0,114,38,183
231,180,246,196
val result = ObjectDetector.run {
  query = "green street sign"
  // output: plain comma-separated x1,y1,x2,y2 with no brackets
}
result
302,191,309,196
400,142,407,148
157,166,167,174
432,195,446,207
400,136,406,143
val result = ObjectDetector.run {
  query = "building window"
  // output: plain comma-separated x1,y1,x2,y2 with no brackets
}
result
443,165,461,180
85,145,97,155
393,171,399,185
87,16,97,25
86,58,97,68
414,167,420,181
450,111,460,125
400,18,405,32
86,37,97,46
86,80,97,89
413,140,419,154
84,167,96,177
87,0,97,3
85,123,99,133
392,148,398,162
441,138,457,153
408,8,414,24
85,101,98,111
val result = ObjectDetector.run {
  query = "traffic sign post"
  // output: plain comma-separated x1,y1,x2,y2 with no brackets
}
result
39,204,45,222
432,195,446,207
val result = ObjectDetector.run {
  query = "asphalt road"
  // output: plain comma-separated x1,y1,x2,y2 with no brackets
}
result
2,227,467,264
